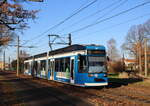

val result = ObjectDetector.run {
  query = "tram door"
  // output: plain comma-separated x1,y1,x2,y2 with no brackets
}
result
50,59,55,80
33,61,38,77
70,57,74,84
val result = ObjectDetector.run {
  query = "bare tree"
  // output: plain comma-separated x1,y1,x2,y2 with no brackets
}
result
0,0,38,30
122,20,150,57
0,0,39,48
107,38,120,61
122,19,150,75
19,50,30,58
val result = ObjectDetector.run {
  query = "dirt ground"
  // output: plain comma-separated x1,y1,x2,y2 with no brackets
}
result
0,71,150,106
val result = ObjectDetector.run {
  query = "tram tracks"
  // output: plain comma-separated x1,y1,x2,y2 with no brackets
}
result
84,84,150,105
6,72,150,106
0,71,92,106
36,78,150,105
30,78,149,105
93,88,150,105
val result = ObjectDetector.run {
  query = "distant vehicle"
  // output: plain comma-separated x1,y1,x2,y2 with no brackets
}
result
24,44,108,87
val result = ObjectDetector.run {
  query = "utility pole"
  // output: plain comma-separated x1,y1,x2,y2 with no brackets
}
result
8,56,10,71
137,42,142,75
144,38,148,77
8,38,35,76
3,50,5,71
48,35,53,51
68,33,72,46
17,36,19,77
122,53,125,71
139,43,142,75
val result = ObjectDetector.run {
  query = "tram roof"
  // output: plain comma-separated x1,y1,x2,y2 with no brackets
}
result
25,44,105,60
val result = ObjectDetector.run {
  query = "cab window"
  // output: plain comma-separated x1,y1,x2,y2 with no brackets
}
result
78,55,88,73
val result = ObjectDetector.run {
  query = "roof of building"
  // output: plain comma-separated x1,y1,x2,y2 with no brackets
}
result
124,59,136,63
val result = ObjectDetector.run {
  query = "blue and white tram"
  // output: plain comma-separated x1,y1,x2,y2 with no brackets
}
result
24,44,108,87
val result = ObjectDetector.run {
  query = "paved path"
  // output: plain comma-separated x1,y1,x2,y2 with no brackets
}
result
0,71,92,106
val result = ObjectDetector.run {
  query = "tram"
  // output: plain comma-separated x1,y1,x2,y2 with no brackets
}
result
24,44,108,87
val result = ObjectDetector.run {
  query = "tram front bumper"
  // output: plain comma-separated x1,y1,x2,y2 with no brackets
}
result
84,82,108,86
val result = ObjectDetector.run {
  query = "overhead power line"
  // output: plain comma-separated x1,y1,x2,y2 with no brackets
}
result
95,0,128,22
69,0,150,34
73,12,150,40
44,0,97,31
57,0,124,33
22,0,98,46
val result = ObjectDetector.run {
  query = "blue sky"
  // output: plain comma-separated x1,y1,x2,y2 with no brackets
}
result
3,0,150,61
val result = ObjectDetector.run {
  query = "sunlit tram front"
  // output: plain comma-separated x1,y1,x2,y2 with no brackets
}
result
77,47,108,87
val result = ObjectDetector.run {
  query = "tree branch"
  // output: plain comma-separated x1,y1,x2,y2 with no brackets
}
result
0,20,15,30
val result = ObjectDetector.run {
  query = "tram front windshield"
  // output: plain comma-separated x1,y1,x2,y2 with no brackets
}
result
88,56,106,73
79,55,107,73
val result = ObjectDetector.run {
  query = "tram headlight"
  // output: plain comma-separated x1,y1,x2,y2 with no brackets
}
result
104,73,107,77
94,74,98,77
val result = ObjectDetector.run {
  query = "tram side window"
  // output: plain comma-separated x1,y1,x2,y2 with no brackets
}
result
40,60,46,71
60,59,64,72
51,61,55,71
55,58,70,72
78,55,87,73
33,61,38,70
48,60,52,71
62,58,70,72
37,61,40,74
48,60,52,70
55,59,60,72
64,58,70,72
48,60,50,70
25,63,29,70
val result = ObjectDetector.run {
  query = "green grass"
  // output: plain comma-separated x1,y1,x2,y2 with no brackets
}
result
108,74,143,84
108,78,142,84
108,74,150,86
147,74,150,78
108,74,119,78
134,80,150,87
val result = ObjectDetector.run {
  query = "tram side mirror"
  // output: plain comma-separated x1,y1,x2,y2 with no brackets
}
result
107,56,110,61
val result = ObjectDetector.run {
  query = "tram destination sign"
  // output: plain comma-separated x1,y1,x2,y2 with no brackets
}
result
88,50,106,55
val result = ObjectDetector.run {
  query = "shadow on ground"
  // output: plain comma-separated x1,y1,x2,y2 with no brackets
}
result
0,71,92,106
107,78,143,88
1,86,88,106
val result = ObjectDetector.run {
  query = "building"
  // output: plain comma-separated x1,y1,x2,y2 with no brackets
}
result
0,61,9,70
124,59,137,71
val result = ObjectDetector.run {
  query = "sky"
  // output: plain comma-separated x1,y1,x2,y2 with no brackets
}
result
2,0,150,62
